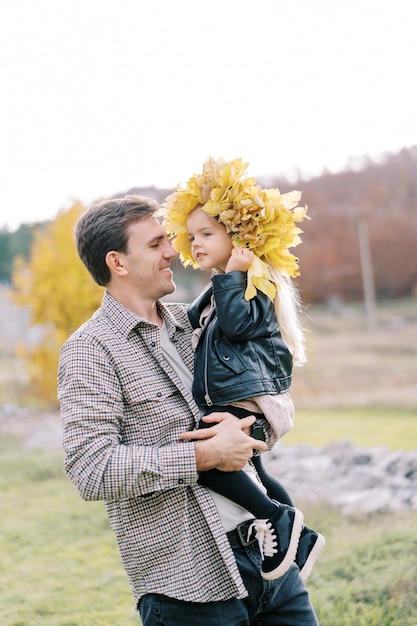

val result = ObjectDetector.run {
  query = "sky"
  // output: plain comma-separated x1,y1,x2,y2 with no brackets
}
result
1,0,416,231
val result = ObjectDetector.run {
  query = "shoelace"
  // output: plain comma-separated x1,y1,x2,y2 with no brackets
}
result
247,519,278,559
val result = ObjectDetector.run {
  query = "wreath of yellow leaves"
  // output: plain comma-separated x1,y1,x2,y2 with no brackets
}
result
162,157,308,301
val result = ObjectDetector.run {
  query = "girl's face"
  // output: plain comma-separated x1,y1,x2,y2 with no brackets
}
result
187,207,233,272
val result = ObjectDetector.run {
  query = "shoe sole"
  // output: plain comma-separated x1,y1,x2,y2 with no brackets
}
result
261,508,304,581
299,533,326,583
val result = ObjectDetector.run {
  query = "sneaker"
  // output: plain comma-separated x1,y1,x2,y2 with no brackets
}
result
250,503,304,580
296,526,326,582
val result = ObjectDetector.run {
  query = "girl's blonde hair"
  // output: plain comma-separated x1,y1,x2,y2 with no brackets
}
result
270,266,307,366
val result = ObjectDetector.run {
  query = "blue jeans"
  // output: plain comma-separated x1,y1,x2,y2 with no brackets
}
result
138,540,319,625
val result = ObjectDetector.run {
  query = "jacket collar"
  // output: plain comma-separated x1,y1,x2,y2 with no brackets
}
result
187,283,214,328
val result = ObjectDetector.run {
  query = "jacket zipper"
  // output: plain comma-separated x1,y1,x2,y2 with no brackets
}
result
203,319,214,406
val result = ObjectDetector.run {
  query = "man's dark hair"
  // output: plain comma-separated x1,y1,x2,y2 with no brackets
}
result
75,195,159,286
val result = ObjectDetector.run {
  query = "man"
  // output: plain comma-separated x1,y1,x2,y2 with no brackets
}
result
58,195,319,625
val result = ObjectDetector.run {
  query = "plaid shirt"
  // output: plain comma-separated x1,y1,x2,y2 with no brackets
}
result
58,291,247,607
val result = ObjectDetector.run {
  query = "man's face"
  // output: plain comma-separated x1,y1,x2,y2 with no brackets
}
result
122,217,178,301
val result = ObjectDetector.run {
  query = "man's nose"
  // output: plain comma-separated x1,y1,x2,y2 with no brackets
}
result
165,242,178,258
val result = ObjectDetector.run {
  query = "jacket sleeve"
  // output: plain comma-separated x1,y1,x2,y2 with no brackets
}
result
58,336,198,502
211,272,272,340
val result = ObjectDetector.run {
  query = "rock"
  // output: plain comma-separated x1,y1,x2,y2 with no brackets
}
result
334,488,392,516
263,439,417,515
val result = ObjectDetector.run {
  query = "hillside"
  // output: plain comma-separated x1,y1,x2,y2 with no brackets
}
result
1,146,417,303
124,146,417,304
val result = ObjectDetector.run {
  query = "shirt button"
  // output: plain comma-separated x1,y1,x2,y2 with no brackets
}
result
156,392,162,398
178,478,184,485
151,341,156,347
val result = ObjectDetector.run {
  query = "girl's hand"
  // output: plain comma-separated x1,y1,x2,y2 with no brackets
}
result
225,247,254,273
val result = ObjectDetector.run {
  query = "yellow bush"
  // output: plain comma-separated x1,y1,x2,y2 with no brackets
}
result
12,202,104,405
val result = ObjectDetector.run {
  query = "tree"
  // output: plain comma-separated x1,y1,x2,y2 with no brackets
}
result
0,223,45,282
12,202,104,405
0,229,11,281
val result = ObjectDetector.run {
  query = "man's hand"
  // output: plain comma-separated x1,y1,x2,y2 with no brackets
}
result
225,247,254,273
180,412,267,472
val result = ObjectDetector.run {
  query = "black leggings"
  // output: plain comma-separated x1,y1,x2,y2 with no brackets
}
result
198,405,294,518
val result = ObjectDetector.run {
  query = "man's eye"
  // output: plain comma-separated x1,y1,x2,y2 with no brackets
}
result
203,232,211,237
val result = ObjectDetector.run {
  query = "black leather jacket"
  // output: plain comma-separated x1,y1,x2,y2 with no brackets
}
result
187,271,293,408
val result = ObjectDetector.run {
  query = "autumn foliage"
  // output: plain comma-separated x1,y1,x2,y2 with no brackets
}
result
268,148,417,303
12,202,103,404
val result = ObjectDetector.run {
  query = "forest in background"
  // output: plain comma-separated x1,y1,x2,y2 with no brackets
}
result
290,146,417,303
1,145,416,305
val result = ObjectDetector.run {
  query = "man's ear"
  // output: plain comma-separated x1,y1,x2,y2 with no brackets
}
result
105,251,128,277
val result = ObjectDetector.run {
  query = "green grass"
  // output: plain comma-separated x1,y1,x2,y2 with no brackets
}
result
0,435,137,626
1,424,417,625
303,504,417,626
285,406,417,450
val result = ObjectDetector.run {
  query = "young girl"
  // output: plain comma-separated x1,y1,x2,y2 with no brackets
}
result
163,157,324,582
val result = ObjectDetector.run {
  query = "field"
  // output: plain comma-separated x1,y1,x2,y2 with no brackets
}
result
0,297,416,625
1,432,416,626
292,297,416,411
